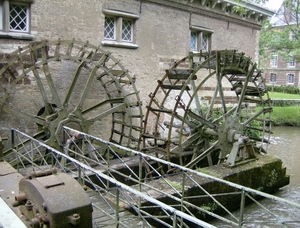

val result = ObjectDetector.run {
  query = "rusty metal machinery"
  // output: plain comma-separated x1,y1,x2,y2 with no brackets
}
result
142,50,272,170
0,39,143,156
12,169,93,228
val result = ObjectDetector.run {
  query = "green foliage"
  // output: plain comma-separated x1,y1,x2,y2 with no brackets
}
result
266,85,300,94
271,106,300,126
259,0,300,66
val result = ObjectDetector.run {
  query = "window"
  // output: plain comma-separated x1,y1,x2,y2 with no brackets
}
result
270,73,276,83
102,9,138,49
289,58,296,67
271,52,278,67
190,31,197,51
287,73,295,84
0,0,33,39
104,17,115,40
202,34,209,51
190,26,213,52
121,19,133,42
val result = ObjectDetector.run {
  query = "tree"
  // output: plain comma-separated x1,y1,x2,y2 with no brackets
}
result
259,0,300,68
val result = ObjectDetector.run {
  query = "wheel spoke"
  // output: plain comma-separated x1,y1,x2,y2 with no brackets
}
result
185,140,219,169
2,105,46,126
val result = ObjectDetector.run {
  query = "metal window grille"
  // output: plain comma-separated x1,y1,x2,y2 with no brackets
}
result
122,19,132,42
104,17,115,40
190,31,197,50
288,73,294,83
270,73,276,83
202,34,208,51
9,4,28,32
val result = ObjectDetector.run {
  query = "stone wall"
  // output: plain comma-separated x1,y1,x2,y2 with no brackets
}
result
0,0,270,147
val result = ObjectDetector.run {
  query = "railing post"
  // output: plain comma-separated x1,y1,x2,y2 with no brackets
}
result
116,188,120,227
180,171,186,227
138,154,143,209
239,190,246,227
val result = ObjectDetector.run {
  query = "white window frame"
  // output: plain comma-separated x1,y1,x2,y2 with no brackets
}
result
121,18,133,42
102,9,138,49
190,26,213,53
287,73,295,84
0,0,33,39
271,52,278,67
270,73,276,83
288,58,296,67
104,17,116,40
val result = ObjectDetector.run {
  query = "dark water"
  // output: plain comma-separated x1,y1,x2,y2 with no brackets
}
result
212,126,300,227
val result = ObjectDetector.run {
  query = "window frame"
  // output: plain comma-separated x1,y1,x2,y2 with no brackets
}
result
0,0,34,40
287,73,295,84
270,73,276,83
102,9,138,49
288,57,296,67
190,25,213,53
271,52,278,67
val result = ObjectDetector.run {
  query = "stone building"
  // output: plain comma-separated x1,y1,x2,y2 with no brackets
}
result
0,0,273,148
1,0,273,91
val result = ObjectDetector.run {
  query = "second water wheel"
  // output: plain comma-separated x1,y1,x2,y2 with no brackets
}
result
142,50,272,171
0,39,143,157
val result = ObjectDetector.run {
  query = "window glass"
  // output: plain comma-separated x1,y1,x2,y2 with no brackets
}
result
202,33,208,51
104,17,115,40
289,58,296,67
9,4,28,32
288,73,294,83
122,19,132,42
271,52,278,67
190,31,197,51
270,73,276,83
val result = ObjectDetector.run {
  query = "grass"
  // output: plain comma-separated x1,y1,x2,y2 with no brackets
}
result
266,92,300,126
271,106,300,126
267,92,300,99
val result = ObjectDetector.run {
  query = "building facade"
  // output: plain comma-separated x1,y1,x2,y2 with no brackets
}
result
263,1,300,88
0,0,273,94
0,0,273,144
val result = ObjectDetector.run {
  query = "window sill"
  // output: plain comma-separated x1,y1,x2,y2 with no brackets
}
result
0,32,34,40
101,40,138,49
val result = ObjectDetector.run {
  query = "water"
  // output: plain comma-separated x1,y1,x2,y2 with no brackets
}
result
212,126,300,227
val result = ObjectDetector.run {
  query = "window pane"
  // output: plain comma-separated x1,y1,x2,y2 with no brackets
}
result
289,58,296,67
202,34,208,51
270,73,276,83
9,4,28,32
122,19,132,42
190,31,197,50
271,52,278,67
104,17,115,40
288,74,294,83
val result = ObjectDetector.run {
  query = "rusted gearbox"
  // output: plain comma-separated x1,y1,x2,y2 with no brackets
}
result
12,169,93,228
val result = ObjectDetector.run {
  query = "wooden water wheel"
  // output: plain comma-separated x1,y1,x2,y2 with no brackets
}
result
0,39,143,155
142,50,272,171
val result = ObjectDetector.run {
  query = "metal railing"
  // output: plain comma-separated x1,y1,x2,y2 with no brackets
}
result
6,127,300,228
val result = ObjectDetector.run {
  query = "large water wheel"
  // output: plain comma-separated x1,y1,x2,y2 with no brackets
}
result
0,39,143,155
142,50,272,171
